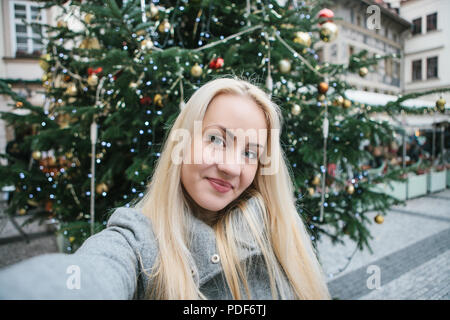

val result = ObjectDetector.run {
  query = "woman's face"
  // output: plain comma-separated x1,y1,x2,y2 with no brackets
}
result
181,93,268,214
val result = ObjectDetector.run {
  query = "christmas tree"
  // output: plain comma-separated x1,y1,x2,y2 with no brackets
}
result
0,0,448,254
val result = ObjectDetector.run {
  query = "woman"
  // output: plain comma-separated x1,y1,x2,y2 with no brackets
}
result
0,76,330,300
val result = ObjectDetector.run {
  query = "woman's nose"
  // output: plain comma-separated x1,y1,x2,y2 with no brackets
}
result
216,148,242,177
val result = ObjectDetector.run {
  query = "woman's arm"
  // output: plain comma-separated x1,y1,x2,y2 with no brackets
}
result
0,207,157,299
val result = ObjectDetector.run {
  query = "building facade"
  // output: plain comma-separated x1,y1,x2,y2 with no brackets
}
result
0,0,58,163
399,0,450,103
318,0,411,95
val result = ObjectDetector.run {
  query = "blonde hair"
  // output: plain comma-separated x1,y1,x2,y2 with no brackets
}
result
133,76,330,300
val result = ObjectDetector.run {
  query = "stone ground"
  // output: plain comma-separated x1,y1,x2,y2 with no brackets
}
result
0,189,449,299
317,188,450,300
0,204,58,269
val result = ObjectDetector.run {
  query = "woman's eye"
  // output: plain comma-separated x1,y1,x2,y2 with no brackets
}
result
209,135,224,147
245,150,258,159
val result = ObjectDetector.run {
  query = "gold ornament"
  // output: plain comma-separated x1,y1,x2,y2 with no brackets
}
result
190,63,203,77
293,31,311,47
359,67,369,77
15,101,24,108
69,236,75,243
436,98,446,112
136,29,146,37
307,187,315,196
65,83,77,96
84,13,94,24
318,82,329,94
281,23,295,29
333,96,344,106
39,53,51,71
47,156,56,166
318,94,326,102
158,19,171,33
32,151,42,160
140,38,154,51
79,37,100,49
320,22,338,43
27,199,39,207
149,3,159,19
57,20,67,28
374,214,384,224
279,59,292,74
57,113,71,129
346,184,355,195
87,74,98,87
343,99,352,109
312,175,321,186
53,74,67,88
18,208,27,215
42,73,54,90
96,183,109,194
154,94,163,107
291,104,301,115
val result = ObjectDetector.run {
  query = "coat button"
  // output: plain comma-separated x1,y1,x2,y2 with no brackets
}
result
211,254,220,264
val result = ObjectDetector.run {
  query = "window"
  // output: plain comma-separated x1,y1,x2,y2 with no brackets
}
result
426,13,437,32
316,48,323,63
10,1,46,57
394,61,400,78
412,59,422,81
412,17,422,35
427,56,438,79
372,53,379,72
385,58,392,77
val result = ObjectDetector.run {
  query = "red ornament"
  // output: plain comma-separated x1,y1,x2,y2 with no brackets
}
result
209,57,224,70
113,69,123,81
327,163,336,177
140,96,152,106
318,8,334,25
318,8,334,19
45,201,53,213
88,67,103,75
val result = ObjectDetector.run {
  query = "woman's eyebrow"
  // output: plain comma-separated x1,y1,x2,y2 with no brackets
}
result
205,124,264,149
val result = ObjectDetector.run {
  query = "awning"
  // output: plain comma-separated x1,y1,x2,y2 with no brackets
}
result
370,113,449,134
344,89,447,109
345,90,449,134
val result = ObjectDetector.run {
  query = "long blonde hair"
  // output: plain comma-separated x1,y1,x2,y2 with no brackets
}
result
133,76,330,299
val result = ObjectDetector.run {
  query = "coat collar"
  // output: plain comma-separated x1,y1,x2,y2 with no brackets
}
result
188,211,262,287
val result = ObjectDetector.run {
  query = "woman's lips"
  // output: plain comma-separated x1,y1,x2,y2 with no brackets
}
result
207,178,233,193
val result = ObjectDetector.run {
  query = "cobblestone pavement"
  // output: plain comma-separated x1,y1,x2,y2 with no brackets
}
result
317,188,450,300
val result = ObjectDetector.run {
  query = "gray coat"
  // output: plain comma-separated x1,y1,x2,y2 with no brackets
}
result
0,206,295,299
